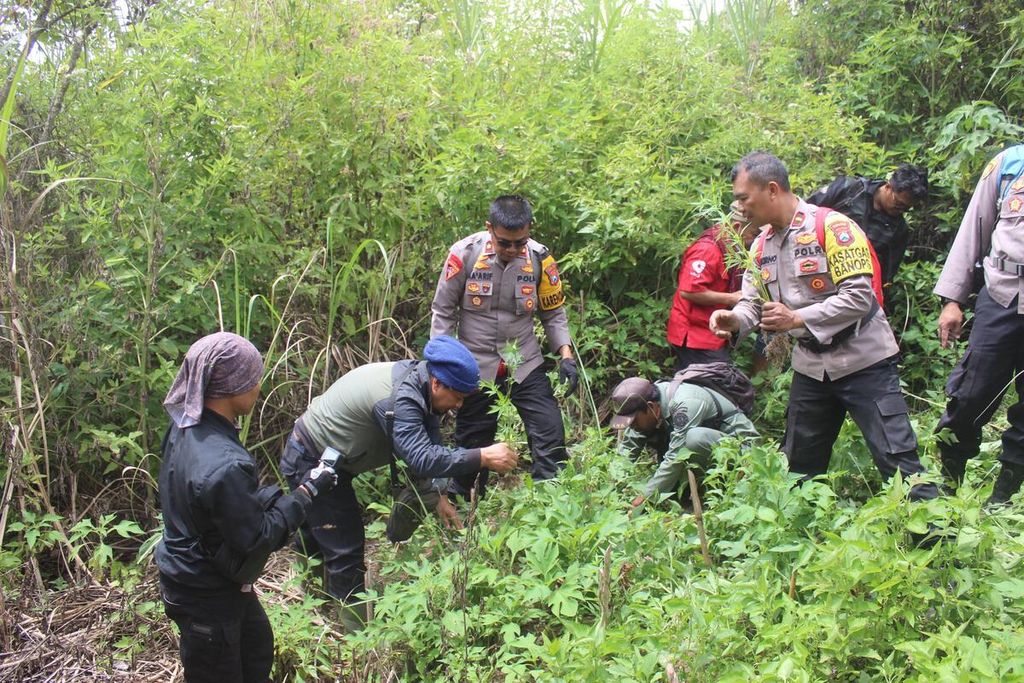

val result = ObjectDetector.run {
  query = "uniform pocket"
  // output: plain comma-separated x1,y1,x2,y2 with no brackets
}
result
875,393,917,453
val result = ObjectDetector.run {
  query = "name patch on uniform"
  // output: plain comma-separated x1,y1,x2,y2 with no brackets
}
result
758,254,778,266
539,254,565,310
793,245,824,258
444,253,463,281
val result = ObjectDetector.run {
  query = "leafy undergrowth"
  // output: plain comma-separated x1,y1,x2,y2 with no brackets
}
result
301,430,1024,682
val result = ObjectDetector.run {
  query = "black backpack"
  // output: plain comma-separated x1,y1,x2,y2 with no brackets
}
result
668,362,755,417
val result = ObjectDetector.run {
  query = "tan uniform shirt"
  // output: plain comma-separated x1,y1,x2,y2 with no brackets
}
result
934,147,1024,311
733,200,899,381
430,231,572,383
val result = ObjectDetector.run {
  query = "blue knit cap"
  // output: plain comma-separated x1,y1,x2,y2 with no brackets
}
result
424,336,480,393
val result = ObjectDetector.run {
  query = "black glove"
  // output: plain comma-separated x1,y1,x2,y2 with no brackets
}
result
557,358,579,393
301,463,338,498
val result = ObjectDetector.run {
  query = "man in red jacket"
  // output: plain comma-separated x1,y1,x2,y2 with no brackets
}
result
666,203,762,371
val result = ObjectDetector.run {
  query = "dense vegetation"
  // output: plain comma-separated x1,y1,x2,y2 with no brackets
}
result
2,0,1023,680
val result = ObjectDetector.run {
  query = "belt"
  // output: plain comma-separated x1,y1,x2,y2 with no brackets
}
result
993,256,1024,276
797,298,880,354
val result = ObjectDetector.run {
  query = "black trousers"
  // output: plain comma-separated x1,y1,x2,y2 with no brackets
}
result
453,364,566,494
281,435,366,603
783,356,938,501
671,345,731,372
937,287,1024,469
159,576,273,683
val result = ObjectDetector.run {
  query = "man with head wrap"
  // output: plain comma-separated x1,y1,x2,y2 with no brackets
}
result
280,335,518,630
156,332,337,682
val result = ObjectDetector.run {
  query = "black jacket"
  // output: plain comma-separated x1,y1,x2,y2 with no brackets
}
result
371,360,481,478
155,409,311,591
808,176,908,286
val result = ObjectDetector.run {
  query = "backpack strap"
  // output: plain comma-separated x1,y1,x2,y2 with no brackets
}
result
666,376,734,430
997,145,1024,204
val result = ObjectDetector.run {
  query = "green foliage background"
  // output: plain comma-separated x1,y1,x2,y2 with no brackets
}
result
1,0,1023,680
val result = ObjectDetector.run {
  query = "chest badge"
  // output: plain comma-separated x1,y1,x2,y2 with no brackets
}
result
810,277,826,291
799,259,817,273
521,262,534,273
471,296,483,307
468,282,480,293
525,298,535,310
796,233,816,245
521,285,534,296
761,268,771,281
1009,196,1024,213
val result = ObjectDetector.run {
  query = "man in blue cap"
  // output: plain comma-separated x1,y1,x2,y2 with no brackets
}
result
281,335,518,629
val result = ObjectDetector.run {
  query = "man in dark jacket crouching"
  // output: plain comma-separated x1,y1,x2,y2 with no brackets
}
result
280,335,518,630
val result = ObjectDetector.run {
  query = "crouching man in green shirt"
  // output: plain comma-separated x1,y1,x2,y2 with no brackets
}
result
281,336,518,629
609,374,759,509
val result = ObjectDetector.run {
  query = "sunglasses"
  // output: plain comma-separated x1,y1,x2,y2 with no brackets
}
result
490,233,530,250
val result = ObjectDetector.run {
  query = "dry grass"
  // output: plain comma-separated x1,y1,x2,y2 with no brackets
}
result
0,551,337,683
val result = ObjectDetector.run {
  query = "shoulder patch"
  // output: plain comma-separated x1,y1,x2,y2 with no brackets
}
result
823,218,873,283
538,254,565,310
444,252,463,281
981,157,998,179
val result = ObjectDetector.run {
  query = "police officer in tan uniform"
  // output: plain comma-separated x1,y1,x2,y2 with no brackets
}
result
711,152,938,501
431,195,577,493
935,144,1024,505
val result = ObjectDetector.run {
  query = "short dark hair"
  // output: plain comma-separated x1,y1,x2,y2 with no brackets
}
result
731,151,791,192
489,195,533,231
888,163,929,203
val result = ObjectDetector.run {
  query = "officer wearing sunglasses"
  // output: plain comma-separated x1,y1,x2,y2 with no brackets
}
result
431,195,578,497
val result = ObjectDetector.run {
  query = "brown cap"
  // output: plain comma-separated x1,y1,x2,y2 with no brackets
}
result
609,377,655,430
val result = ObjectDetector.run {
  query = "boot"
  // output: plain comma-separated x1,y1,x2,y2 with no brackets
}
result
939,455,966,495
386,486,439,543
985,462,1024,508
337,599,368,633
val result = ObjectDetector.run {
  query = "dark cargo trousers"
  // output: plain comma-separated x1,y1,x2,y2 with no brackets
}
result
281,434,366,602
159,576,273,683
783,356,938,501
453,365,566,496
937,288,1024,469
